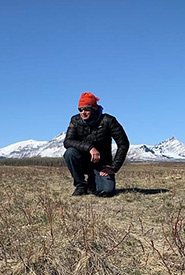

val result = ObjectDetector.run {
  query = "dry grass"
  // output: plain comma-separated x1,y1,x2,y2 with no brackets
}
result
0,162,185,274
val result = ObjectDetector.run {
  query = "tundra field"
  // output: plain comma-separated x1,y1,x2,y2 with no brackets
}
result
0,162,185,275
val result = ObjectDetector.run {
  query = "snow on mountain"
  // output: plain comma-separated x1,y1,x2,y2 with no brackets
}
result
127,144,164,161
113,137,185,162
36,133,66,157
153,137,185,159
0,134,185,162
0,140,47,158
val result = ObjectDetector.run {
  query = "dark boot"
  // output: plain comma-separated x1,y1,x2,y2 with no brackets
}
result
86,187,96,195
72,186,87,196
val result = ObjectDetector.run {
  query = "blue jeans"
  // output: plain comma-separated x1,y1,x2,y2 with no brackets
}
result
64,147,115,194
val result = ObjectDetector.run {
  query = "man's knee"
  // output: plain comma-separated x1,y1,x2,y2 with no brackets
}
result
103,183,115,193
96,183,115,197
64,147,80,161
96,173,115,194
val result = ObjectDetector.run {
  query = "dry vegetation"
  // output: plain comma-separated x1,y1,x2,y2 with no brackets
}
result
0,162,185,274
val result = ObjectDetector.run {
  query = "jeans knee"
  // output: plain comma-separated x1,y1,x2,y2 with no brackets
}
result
64,147,79,161
95,174,115,194
96,182,115,197
103,184,115,193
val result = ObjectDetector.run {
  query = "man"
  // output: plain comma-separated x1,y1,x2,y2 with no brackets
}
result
63,92,129,197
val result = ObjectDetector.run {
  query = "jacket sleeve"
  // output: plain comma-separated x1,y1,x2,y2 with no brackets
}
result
109,116,129,172
63,116,93,153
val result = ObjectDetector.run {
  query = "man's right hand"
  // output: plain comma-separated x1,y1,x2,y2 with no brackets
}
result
90,147,100,163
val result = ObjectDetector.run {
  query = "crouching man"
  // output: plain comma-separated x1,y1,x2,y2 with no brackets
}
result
63,92,129,197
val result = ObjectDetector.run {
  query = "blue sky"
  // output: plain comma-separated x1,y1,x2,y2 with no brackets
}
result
1,0,185,148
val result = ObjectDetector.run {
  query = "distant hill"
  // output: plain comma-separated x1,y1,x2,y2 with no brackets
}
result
0,134,185,162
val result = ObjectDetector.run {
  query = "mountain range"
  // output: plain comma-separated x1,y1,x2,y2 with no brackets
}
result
0,133,185,162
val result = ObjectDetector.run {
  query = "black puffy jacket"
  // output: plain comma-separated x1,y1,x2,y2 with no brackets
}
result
64,113,129,172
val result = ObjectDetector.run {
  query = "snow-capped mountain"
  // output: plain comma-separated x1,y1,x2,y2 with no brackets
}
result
0,134,185,162
126,137,185,161
0,140,48,158
35,132,66,158
0,133,66,159
126,144,163,161
153,137,185,159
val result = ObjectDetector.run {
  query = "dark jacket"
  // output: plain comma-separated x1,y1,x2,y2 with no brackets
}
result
64,113,129,172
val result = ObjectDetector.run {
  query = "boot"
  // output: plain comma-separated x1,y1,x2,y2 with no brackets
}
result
72,186,87,196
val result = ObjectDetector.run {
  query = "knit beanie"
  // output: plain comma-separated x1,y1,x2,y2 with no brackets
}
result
78,92,99,108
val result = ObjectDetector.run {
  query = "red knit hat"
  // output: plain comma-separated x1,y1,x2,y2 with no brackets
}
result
78,92,100,108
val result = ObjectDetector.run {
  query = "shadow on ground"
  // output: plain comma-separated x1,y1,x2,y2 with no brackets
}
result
115,187,169,195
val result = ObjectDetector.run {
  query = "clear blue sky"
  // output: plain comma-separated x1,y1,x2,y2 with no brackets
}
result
1,0,185,148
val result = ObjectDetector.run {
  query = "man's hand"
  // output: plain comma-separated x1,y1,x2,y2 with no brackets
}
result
100,166,115,176
90,147,100,163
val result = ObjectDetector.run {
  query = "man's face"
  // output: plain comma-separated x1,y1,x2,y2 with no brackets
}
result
78,106,92,120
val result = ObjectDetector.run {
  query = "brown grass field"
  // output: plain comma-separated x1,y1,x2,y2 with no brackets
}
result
0,162,185,274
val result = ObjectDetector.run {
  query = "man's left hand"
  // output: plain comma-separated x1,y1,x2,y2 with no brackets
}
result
100,166,114,176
